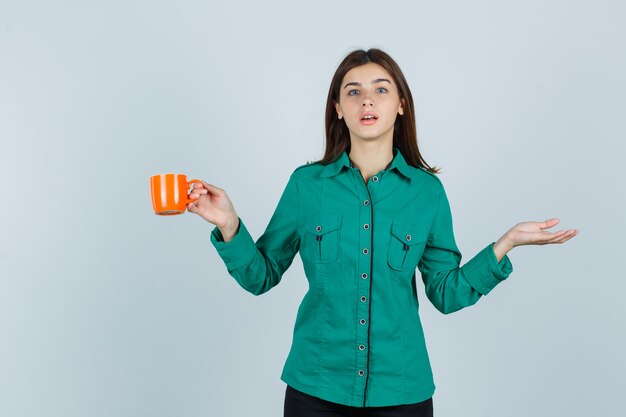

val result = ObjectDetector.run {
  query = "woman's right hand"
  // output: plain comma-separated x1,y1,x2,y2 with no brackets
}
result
186,180,238,230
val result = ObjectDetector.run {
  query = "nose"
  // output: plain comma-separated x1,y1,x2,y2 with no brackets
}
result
362,90,375,107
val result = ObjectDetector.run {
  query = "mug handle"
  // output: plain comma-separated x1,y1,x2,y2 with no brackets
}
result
186,179,202,204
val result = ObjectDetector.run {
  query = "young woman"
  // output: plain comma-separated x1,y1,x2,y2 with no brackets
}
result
187,48,579,417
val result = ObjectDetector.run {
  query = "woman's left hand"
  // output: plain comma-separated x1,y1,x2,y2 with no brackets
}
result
498,218,579,252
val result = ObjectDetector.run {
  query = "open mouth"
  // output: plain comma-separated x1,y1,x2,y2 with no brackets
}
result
361,114,378,125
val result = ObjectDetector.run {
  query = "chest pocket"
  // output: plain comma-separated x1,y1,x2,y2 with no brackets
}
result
387,220,428,271
301,214,343,264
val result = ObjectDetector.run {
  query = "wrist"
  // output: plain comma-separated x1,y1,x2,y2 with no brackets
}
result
218,214,240,242
494,233,514,254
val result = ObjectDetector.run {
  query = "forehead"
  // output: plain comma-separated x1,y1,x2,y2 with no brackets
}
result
342,62,394,84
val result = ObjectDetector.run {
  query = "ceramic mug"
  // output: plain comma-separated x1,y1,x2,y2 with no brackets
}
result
150,173,201,215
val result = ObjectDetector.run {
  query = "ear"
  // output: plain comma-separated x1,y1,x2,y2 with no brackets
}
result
398,98,405,116
334,101,343,120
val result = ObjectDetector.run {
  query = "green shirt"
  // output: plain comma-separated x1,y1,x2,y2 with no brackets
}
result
210,147,513,407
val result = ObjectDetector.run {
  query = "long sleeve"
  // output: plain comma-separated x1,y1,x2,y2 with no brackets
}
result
209,172,301,296
417,183,513,314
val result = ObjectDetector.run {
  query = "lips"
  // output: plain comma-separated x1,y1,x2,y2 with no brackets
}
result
360,112,378,125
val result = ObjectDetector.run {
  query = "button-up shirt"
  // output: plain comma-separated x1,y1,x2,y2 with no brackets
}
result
210,146,513,407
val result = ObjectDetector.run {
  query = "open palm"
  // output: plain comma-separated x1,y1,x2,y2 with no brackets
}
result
507,218,579,248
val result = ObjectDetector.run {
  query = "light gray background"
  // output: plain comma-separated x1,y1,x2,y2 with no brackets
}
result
1,1,624,416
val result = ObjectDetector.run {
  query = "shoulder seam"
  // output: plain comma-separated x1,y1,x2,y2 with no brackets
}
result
414,166,442,186
294,161,319,171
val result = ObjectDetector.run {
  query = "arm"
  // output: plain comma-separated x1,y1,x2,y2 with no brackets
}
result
417,184,513,314
210,173,300,296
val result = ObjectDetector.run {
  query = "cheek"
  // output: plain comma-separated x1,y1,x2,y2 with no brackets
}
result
340,102,360,117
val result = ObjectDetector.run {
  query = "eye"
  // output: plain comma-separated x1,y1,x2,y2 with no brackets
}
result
348,89,359,96
376,87,388,93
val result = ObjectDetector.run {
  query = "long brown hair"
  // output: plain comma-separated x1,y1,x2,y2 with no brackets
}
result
313,48,441,174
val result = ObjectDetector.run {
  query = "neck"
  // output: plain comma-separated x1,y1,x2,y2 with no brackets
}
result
348,141,394,180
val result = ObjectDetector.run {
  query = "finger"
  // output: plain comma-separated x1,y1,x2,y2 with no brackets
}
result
192,183,209,193
552,229,578,239
542,230,574,244
190,187,208,194
188,182,206,192
557,229,579,243
200,180,224,194
540,218,560,230
557,236,574,244
546,229,568,239
531,230,566,244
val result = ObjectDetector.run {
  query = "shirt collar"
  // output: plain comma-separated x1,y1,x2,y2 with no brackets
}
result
320,146,413,181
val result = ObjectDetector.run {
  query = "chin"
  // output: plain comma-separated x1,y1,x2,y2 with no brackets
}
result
357,128,392,141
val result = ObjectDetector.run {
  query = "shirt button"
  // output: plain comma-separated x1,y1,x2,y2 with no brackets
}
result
360,296,367,302
363,224,369,230
360,319,367,325
372,176,378,182
363,200,369,206
362,248,369,255
316,226,322,232
361,273,368,279
358,344,366,351
358,370,365,376
405,234,411,241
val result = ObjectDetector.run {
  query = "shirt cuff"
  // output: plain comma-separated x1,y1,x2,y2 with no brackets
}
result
462,242,513,295
210,217,257,271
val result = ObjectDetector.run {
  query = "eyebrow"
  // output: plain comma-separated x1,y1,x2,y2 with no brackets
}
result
343,78,391,89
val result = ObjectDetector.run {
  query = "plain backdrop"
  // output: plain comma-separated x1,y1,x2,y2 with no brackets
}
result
1,1,624,416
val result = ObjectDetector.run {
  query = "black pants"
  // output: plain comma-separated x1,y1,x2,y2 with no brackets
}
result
284,385,434,417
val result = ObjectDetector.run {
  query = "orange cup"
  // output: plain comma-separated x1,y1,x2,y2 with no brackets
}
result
150,173,201,215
